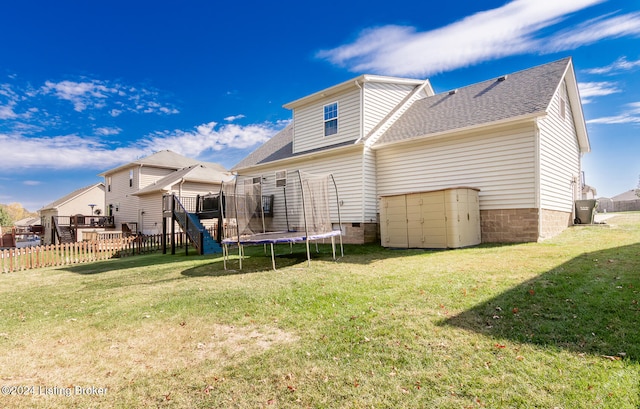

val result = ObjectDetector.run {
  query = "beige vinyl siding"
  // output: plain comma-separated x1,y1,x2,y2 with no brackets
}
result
292,88,360,154
105,167,140,229
236,148,365,223
362,147,378,222
376,123,537,210
139,166,175,188
538,81,581,212
173,181,221,197
138,195,163,235
363,83,416,136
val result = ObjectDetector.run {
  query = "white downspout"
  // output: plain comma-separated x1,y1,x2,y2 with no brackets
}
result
355,79,366,227
534,121,542,240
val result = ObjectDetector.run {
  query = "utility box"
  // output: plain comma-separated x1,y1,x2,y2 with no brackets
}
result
380,187,481,249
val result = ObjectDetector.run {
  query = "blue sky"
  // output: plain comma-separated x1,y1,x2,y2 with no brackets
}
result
1,0,639,211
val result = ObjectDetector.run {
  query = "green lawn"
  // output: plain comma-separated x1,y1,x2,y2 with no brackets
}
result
1,213,639,408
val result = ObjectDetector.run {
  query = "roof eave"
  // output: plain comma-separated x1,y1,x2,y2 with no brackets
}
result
371,112,544,150
283,75,426,110
234,142,363,173
564,60,590,153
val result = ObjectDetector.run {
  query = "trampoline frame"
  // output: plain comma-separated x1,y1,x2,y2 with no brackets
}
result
220,170,344,270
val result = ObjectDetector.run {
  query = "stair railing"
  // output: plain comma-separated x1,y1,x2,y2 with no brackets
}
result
172,195,204,255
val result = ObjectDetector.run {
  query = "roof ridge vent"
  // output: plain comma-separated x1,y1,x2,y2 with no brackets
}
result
448,89,458,95
497,75,508,82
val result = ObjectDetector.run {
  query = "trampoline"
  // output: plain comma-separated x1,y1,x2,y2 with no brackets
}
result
220,170,343,270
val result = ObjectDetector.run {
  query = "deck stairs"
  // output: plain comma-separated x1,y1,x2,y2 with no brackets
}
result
53,220,76,244
171,195,221,255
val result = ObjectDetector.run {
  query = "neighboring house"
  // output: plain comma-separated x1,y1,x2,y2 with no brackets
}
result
581,184,597,200
233,57,590,244
597,189,640,212
39,183,106,244
99,150,232,235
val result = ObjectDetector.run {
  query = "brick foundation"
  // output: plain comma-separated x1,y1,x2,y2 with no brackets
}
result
480,208,572,243
480,208,539,243
540,209,572,240
340,222,379,244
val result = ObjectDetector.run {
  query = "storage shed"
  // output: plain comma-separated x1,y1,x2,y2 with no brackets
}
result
380,187,480,249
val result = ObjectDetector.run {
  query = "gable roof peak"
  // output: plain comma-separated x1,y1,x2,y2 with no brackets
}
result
283,74,428,109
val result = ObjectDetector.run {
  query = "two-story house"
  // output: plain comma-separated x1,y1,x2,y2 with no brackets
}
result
99,150,232,235
233,57,590,245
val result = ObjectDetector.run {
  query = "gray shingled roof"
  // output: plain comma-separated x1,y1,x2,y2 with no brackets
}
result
233,58,574,170
232,125,294,170
99,150,227,176
611,190,640,201
231,125,359,170
374,58,570,146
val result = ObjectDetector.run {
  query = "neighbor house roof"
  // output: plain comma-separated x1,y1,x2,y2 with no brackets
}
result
611,190,640,201
39,183,105,212
14,217,40,227
133,164,233,196
373,57,588,152
99,150,227,176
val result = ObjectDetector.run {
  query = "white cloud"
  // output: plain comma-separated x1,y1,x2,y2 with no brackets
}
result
23,180,41,186
42,80,115,112
587,102,640,124
0,103,18,119
584,56,640,75
142,121,284,158
40,79,180,116
578,81,621,104
224,114,246,122
315,0,640,76
544,12,640,52
0,120,287,169
95,127,122,136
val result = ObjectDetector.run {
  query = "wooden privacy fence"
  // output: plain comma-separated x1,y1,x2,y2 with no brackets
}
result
0,234,177,273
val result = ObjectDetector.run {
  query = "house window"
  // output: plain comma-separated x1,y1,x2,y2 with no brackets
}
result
129,169,133,187
324,102,338,136
107,176,111,192
275,170,287,187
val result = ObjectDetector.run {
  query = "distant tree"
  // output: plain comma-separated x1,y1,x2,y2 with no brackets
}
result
637,174,640,198
0,206,12,226
4,202,36,221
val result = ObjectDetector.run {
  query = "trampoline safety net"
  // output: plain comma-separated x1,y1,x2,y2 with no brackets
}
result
220,170,343,269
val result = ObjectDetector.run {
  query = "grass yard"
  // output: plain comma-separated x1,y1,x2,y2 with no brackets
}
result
1,213,639,408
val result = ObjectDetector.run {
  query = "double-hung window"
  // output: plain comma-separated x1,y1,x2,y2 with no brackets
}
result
323,102,338,136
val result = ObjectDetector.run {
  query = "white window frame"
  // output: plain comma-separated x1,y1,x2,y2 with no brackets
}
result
323,102,338,137
275,170,287,187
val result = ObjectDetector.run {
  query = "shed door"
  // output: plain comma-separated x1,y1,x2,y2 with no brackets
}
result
420,191,447,248
406,193,424,248
381,196,408,248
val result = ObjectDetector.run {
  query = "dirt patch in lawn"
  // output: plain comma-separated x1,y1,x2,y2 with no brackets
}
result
0,320,298,386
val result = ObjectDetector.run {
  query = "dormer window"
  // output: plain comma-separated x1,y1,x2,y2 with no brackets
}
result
323,102,338,136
